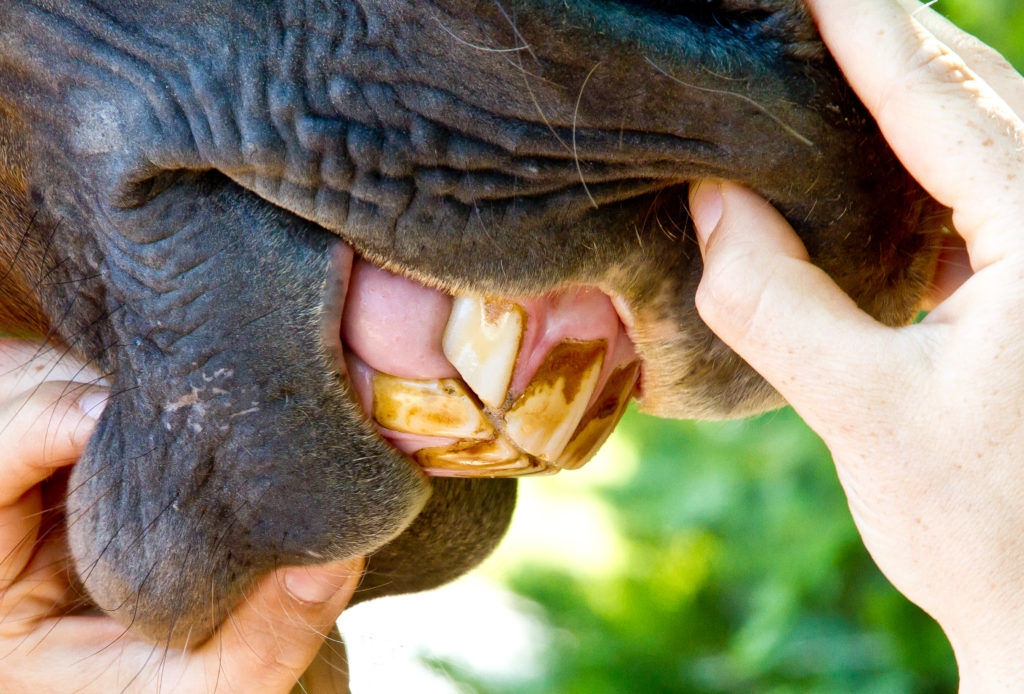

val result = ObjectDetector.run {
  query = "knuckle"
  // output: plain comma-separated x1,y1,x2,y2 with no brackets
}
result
259,645,315,683
238,630,320,684
874,35,975,117
906,36,973,87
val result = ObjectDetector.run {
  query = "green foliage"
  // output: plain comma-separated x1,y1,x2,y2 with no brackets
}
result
447,411,956,693
940,0,1024,68
433,2,1016,691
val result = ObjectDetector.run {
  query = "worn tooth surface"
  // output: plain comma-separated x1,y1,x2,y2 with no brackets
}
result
559,362,639,470
503,339,605,461
443,296,526,409
414,436,554,477
373,373,494,439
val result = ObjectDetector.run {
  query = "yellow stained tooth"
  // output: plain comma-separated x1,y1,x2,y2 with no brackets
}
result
443,296,526,409
559,362,639,470
373,373,494,439
503,339,605,461
413,436,554,477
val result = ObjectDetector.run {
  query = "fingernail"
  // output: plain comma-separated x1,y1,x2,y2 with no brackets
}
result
78,388,110,420
690,180,724,253
283,561,359,604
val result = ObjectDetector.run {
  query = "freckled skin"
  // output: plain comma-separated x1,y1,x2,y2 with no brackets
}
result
0,0,943,646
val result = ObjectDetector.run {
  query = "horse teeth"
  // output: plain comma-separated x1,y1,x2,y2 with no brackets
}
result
413,436,554,477
503,339,605,461
378,296,635,478
558,361,639,470
442,296,525,409
372,373,494,439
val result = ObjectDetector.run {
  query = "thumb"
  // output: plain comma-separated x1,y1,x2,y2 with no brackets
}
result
195,557,363,693
689,180,906,426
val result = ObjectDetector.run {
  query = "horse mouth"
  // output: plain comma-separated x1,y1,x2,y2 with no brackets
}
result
327,244,641,478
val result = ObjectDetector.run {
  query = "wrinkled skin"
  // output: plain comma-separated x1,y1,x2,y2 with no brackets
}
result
0,0,941,646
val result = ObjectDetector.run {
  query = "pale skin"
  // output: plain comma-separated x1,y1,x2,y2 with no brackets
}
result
0,338,361,693
690,0,1024,690
1,0,1021,691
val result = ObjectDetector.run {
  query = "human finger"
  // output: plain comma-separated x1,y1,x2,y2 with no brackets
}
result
298,626,350,693
895,0,1024,116
192,558,362,693
0,339,106,402
920,232,972,310
0,339,107,594
0,560,360,692
0,509,78,629
0,489,42,592
0,381,105,590
805,0,1024,269
0,381,107,507
690,180,912,425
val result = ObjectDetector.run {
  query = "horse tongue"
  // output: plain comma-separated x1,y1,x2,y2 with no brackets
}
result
341,259,457,380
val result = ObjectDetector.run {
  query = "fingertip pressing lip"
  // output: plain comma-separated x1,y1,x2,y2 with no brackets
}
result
78,388,110,420
282,558,362,604
689,179,724,253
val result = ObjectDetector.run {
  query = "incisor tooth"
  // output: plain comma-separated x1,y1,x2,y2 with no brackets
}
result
443,296,526,409
414,436,553,477
503,339,605,461
373,373,494,439
559,362,639,470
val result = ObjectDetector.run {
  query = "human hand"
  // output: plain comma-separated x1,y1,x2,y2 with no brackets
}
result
689,1,1024,691
0,338,361,693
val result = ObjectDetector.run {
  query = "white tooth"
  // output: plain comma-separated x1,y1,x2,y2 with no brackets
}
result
373,373,494,440
443,296,525,409
503,339,605,461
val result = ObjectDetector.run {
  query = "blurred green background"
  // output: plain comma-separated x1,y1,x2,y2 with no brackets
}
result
432,3,1022,692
